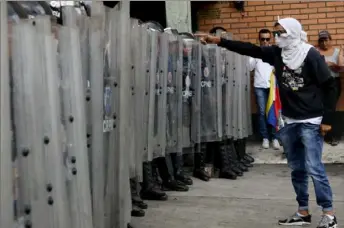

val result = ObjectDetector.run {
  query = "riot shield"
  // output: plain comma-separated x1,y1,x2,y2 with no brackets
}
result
200,44,221,142
241,55,248,138
220,47,230,139
147,30,168,159
140,27,152,163
134,25,149,179
104,3,131,228
0,2,14,227
224,49,234,138
181,38,201,149
59,20,93,228
35,16,72,228
11,21,51,228
89,15,105,228
128,19,138,178
245,56,253,136
231,52,240,139
165,33,183,154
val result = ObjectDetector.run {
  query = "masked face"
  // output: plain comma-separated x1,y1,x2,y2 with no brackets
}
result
275,34,290,48
273,24,289,48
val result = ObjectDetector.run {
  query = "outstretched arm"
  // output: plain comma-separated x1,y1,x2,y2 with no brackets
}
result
196,34,276,65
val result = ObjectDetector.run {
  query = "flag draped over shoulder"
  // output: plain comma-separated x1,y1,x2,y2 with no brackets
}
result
266,71,282,130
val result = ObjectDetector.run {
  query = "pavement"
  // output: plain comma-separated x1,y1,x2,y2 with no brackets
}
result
247,140,344,164
132,164,344,228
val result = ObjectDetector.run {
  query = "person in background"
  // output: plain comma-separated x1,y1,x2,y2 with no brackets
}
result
316,30,344,146
196,18,338,228
249,29,280,150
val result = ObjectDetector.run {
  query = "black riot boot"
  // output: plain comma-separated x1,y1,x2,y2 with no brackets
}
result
131,204,145,217
193,143,211,181
130,178,148,209
227,139,248,173
234,139,253,168
218,140,237,180
241,138,255,163
154,157,189,192
170,152,193,185
140,161,168,201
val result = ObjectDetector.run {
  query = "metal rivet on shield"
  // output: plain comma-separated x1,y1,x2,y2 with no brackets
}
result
24,205,31,215
46,184,53,192
113,82,118,87
113,123,116,128
22,148,30,157
69,116,74,122
113,114,117,119
70,156,76,164
87,133,91,138
72,168,77,175
47,196,54,205
86,95,91,101
25,220,32,228
160,70,163,73
87,144,91,148
146,70,149,73
132,65,134,69
44,136,50,144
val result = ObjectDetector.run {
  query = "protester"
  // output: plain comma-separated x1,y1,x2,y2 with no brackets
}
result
249,29,280,150
196,18,338,228
316,30,344,146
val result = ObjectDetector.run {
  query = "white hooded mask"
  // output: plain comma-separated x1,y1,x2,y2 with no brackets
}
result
275,18,313,70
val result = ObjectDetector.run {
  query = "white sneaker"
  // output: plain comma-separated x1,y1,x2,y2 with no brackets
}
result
262,138,269,149
272,139,280,150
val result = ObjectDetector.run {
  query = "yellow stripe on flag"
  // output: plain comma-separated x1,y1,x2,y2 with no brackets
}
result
266,71,275,116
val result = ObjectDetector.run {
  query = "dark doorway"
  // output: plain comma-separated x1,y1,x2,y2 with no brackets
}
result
130,1,166,28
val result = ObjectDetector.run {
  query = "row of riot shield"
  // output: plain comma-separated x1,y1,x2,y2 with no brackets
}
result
0,1,253,227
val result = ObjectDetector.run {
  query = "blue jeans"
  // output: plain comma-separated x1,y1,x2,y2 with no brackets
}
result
277,123,333,212
254,87,276,140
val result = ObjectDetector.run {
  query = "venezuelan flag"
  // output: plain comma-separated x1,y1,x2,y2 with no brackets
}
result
266,71,282,130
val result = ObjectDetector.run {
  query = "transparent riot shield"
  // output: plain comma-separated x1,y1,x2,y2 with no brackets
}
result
105,3,131,228
58,23,93,228
181,39,201,149
102,8,118,228
231,52,243,140
128,19,139,178
224,49,234,139
241,55,249,138
139,27,151,163
0,2,14,227
215,46,223,140
134,26,149,179
237,55,244,139
181,39,192,148
11,21,52,228
89,15,105,228
220,47,230,139
244,56,253,136
165,33,183,154
147,31,168,159
36,16,72,228
200,44,220,142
